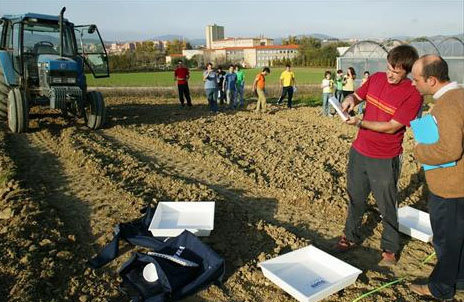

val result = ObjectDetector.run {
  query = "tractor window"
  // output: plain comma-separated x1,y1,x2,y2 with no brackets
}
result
0,21,3,48
23,23,74,56
12,23,21,71
74,25,109,78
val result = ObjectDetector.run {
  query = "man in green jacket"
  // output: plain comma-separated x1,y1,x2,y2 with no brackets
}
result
409,54,464,301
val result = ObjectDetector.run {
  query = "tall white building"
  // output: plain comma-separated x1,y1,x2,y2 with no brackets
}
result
205,24,225,49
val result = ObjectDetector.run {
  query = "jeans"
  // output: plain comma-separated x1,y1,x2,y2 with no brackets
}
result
427,193,464,300
236,83,245,107
344,148,401,253
335,89,343,103
177,84,192,106
277,86,294,108
226,89,236,109
358,101,365,115
256,88,266,112
205,88,218,112
322,92,331,116
217,88,225,105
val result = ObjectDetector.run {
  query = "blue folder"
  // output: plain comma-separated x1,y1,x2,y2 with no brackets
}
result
410,114,457,171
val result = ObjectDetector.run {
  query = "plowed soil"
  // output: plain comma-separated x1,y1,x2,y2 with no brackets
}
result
0,96,462,302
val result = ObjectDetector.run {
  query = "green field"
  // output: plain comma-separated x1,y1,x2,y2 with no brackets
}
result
86,67,328,87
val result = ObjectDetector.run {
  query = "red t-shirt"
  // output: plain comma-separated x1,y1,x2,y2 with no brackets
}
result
353,72,423,158
174,67,189,85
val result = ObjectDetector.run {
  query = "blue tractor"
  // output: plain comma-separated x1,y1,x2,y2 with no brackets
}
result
0,7,108,133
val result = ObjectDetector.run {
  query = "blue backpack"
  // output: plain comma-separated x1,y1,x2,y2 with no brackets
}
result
89,207,225,301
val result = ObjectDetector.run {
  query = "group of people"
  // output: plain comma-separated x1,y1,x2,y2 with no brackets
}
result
321,67,370,116
174,61,297,113
335,44,463,301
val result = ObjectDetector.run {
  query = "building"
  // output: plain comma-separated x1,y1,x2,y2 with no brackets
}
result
182,49,204,60
211,37,274,49
165,53,184,65
204,44,299,68
205,24,224,49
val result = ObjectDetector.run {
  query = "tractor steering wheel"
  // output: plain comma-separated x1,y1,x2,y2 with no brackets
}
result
35,41,55,48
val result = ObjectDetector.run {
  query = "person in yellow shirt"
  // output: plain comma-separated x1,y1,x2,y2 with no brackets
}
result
342,67,356,98
277,64,296,108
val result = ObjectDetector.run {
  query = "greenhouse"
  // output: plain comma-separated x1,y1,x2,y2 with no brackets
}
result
337,37,464,84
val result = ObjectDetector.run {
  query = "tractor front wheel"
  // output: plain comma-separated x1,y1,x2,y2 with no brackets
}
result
8,88,29,133
85,91,105,129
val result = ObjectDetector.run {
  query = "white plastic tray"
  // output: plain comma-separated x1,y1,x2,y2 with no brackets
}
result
398,206,433,242
259,245,362,302
148,202,215,237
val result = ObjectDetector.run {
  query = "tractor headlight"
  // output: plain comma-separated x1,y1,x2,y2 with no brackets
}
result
51,77,63,84
66,77,77,84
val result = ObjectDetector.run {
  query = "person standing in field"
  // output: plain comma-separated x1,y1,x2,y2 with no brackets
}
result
203,63,218,112
321,70,334,116
342,67,356,98
216,66,226,105
174,60,192,107
408,55,464,301
335,45,423,267
224,64,238,109
357,71,370,114
235,64,245,108
277,64,296,108
253,67,270,113
334,69,344,102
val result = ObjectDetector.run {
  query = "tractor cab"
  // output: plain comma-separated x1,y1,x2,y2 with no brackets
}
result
0,8,108,133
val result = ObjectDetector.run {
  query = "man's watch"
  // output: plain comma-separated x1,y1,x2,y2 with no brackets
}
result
356,119,363,128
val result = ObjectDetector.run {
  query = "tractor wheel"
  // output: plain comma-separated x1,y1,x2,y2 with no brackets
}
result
0,70,8,118
85,91,105,129
8,88,29,133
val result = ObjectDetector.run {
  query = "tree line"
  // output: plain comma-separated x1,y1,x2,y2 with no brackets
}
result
108,36,351,72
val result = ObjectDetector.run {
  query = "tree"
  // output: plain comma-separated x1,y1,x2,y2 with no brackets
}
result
166,39,192,55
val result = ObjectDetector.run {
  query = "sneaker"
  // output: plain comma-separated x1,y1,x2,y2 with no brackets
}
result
334,236,356,252
409,283,434,298
378,251,397,267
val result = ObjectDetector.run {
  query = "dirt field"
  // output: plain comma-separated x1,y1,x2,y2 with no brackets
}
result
0,96,463,302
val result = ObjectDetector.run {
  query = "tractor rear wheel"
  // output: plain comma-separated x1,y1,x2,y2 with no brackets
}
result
0,70,8,118
8,88,29,133
85,91,105,129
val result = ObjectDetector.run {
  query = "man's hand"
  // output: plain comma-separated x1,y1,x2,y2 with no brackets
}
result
341,94,357,113
346,115,360,127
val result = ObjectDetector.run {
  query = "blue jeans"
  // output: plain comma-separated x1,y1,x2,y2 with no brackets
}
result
427,193,464,300
335,89,343,102
236,83,245,107
322,92,331,116
205,88,218,112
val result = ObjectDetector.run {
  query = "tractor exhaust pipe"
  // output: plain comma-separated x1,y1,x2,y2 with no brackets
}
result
59,7,66,57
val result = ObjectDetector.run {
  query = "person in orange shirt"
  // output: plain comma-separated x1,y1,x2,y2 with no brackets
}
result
252,67,270,113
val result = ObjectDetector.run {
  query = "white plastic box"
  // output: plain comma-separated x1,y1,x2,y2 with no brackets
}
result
148,202,215,237
398,206,433,242
259,245,362,302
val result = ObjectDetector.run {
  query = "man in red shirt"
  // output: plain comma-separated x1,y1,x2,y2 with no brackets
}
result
336,45,423,266
174,60,192,107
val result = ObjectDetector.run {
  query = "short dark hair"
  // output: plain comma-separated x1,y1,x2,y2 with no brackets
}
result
206,62,213,67
235,64,240,69
229,64,235,68
263,67,270,73
387,45,419,73
421,55,450,82
286,64,291,68
177,60,183,64
337,69,343,73
364,71,370,76
324,70,332,77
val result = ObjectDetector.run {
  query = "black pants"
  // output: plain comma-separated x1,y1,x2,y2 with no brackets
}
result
277,86,294,108
428,193,464,300
177,84,192,106
344,148,401,253
342,90,353,98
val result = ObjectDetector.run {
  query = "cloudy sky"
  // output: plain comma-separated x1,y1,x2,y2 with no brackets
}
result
1,0,463,41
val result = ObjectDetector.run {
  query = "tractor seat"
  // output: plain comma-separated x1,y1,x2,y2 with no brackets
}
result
33,44,58,55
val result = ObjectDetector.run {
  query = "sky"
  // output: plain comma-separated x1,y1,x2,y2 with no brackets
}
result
1,0,463,42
